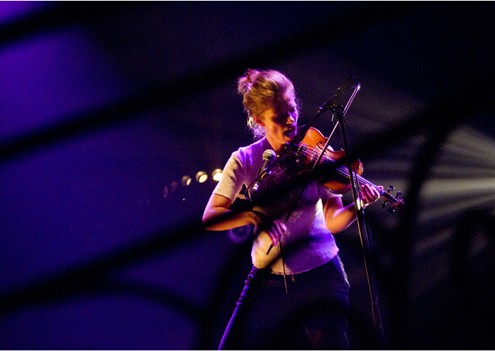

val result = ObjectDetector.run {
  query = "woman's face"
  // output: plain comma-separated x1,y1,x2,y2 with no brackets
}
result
257,96,298,152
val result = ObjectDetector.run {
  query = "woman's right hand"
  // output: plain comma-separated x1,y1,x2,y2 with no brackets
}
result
265,220,287,247
252,210,286,247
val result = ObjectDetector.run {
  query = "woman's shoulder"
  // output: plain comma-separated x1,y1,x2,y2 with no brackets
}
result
233,138,267,161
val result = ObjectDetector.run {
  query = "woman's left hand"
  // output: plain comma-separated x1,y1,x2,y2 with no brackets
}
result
360,184,382,207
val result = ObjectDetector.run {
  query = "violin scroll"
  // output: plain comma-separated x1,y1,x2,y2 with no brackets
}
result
379,185,405,213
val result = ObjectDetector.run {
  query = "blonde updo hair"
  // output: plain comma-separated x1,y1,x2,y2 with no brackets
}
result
237,68,298,139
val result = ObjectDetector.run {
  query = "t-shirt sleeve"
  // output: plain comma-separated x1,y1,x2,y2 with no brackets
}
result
212,152,246,202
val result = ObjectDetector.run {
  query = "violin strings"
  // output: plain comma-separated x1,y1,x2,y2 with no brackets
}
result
282,143,402,206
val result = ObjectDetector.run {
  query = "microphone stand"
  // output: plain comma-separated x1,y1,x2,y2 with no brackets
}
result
323,84,388,349
278,80,387,347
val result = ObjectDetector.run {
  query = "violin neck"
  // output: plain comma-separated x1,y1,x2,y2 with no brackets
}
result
354,173,380,192
353,171,402,206
326,159,378,190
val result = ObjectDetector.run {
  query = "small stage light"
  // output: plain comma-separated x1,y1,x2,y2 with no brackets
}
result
195,171,208,183
162,185,169,199
181,175,192,187
212,169,223,182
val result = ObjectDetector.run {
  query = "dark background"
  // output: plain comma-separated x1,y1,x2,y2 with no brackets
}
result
1,2,494,349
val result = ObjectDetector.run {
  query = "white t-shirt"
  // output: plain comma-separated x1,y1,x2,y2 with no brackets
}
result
213,137,342,274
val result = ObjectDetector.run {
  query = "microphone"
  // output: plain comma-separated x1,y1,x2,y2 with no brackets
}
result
252,149,277,192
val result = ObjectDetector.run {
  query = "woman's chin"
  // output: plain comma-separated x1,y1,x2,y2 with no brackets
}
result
283,132,295,141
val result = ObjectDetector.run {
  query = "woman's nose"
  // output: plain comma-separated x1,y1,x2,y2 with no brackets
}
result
286,115,295,125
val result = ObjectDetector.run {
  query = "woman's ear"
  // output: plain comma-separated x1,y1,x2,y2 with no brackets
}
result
253,115,265,126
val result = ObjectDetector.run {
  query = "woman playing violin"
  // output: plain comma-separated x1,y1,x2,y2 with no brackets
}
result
202,68,382,349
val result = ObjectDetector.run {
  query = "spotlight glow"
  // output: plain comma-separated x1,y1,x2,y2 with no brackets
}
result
181,175,192,187
408,126,495,300
195,171,208,183
212,168,223,182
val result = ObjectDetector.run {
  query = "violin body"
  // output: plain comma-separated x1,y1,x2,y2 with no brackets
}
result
298,127,364,194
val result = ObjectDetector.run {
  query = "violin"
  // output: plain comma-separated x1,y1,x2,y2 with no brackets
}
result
278,127,405,213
